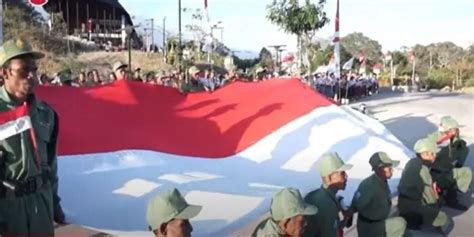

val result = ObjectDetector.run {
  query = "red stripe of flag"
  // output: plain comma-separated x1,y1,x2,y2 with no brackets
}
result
0,104,29,124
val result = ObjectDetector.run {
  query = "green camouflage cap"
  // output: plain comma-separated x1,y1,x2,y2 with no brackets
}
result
369,152,400,170
270,188,318,221
57,68,72,83
316,152,353,177
414,137,439,154
188,66,200,75
440,116,462,131
112,61,128,71
0,39,44,66
146,188,202,232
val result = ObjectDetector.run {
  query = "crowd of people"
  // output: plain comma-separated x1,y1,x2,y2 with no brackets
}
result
304,72,379,103
24,61,281,95
1,38,472,237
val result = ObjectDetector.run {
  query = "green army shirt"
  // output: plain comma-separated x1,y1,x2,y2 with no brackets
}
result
398,157,437,205
252,218,286,237
352,173,391,221
304,186,341,237
0,86,60,205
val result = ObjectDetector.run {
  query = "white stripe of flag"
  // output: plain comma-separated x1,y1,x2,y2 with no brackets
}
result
0,104,32,140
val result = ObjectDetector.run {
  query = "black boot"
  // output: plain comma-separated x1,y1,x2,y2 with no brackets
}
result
54,204,67,224
445,188,468,211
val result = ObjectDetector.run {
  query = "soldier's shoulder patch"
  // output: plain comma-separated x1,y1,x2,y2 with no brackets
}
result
355,191,362,200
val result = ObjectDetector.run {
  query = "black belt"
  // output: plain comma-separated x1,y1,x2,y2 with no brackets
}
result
0,175,49,198
358,214,384,223
398,193,419,201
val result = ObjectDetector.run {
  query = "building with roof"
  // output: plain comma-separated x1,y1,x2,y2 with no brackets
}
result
43,0,138,48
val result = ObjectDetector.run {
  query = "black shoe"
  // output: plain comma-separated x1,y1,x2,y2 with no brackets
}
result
54,205,67,224
446,201,469,211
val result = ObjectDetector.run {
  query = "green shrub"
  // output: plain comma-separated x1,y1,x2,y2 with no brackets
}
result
464,78,474,87
425,68,454,89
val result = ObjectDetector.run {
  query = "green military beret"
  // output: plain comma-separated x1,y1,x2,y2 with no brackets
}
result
0,39,44,66
414,138,439,154
316,152,353,177
270,188,318,221
146,188,202,232
440,116,462,132
369,152,400,170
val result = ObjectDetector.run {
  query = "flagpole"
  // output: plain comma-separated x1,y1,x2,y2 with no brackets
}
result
178,0,182,74
334,0,341,102
411,57,416,91
0,0,3,44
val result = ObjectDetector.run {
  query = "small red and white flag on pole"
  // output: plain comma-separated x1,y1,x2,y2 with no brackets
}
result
408,50,415,62
357,52,365,62
385,51,392,61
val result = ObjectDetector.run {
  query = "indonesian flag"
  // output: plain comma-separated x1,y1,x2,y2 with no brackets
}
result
385,51,392,61
357,52,365,62
408,50,415,62
0,104,32,140
359,57,367,74
373,63,382,74
35,80,413,236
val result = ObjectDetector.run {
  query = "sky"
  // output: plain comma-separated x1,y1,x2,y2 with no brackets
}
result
119,0,473,54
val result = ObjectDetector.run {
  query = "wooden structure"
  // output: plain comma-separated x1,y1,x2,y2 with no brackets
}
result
44,0,138,47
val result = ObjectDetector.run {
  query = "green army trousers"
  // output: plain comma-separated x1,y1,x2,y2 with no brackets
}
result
0,183,54,236
431,144,471,192
398,197,448,229
357,216,409,237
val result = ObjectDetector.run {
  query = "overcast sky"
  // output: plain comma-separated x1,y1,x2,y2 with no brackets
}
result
119,0,473,53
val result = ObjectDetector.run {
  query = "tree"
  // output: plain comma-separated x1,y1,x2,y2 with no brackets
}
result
184,8,207,61
267,0,329,72
341,32,383,62
259,47,274,68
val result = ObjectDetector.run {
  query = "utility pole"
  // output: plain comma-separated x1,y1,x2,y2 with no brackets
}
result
151,18,154,52
163,17,166,58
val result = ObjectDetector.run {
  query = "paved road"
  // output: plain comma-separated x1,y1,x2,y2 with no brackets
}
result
348,90,474,237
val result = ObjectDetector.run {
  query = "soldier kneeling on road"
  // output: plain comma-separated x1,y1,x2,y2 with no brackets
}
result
427,116,472,211
351,152,408,237
398,138,454,235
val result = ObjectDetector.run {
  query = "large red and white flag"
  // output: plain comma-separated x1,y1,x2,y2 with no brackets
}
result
35,80,412,236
